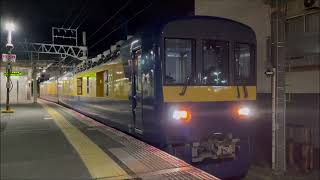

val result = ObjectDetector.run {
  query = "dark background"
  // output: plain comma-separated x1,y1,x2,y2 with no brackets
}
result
0,0,194,57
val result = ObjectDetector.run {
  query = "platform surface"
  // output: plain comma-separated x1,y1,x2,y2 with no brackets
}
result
0,100,219,180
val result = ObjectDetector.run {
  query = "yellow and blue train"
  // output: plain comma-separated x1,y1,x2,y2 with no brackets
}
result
40,16,257,179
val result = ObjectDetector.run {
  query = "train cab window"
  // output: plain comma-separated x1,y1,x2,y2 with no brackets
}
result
234,43,254,83
201,40,229,85
165,38,194,84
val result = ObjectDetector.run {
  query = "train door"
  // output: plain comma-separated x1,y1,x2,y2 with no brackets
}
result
131,49,143,134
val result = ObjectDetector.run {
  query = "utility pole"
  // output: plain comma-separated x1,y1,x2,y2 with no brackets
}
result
270,0,287,175
82,31,86,46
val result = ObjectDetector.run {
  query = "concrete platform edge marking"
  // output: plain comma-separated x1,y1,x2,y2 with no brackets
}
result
40,101,130,179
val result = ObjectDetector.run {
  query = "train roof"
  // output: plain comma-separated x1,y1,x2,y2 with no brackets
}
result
74,16,256,75
137,15,256,37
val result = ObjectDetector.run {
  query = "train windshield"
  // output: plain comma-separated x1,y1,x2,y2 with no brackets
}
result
165,38,194,84
164,39,254,85
201,40,229,85
235,43,253,82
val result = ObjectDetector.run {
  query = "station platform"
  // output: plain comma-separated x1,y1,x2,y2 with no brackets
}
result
0,100,219,180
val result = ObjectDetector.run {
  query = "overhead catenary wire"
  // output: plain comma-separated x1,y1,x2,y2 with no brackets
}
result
62,0,76,28
75,1,93,30
62,12,73,28
89,1,153,49
69,0,89,29
76,12,89,30
88,0,132,40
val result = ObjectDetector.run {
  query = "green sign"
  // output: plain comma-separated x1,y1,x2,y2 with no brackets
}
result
4,71,25,76
80,72,96,78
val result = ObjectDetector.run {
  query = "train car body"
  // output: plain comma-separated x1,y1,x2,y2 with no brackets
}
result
40,16,257,179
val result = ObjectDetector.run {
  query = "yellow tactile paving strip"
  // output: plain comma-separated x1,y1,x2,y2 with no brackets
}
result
40,102,130,180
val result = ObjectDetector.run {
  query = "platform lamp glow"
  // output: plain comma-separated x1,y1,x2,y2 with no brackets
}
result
1,22,15,113
5,22,15,47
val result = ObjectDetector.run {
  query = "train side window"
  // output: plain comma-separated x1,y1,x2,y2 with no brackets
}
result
202,40,229,85
104,70,109,96
234,43,254,83
87,77,90,94
165,38,194,85
137,53,142,92
77,77,82,95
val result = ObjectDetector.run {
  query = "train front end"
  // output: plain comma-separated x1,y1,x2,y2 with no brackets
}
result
159,17,257,178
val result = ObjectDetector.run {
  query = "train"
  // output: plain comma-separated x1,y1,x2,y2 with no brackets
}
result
40,16,257,179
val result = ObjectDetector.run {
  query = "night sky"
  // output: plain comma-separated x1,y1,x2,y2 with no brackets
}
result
0,0,194,57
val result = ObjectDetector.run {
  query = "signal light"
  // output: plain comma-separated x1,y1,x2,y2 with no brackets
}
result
173,109,191,123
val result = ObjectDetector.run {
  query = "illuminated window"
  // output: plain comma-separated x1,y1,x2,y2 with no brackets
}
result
202,40,229,85
235,43,253,82
165,38,194,84
77,78,82,95
87,77,90,94
104,71,109,96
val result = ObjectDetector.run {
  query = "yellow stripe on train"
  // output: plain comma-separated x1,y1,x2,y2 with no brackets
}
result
163,86,256,102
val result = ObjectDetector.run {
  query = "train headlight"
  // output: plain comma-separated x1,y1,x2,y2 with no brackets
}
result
237,107,251,116
173,109,191,123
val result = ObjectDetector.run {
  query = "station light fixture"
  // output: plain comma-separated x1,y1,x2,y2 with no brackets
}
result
5,22,15,32
4,21,16,48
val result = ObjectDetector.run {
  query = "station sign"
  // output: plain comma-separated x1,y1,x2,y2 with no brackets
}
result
80,72,96,77
3,71,25,77
2,54,16,63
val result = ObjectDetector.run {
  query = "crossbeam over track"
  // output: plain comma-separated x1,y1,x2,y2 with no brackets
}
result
15,42,87,60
